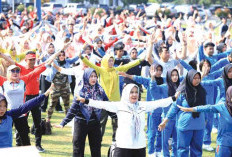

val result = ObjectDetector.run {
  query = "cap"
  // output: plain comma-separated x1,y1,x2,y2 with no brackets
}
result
204,42,215,48
21,26,27,31
7,65,21,71
114,42,124,51
26,53,36,59
0,94,7,105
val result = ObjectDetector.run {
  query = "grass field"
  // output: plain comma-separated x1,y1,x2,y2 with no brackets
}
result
12,91,217,157
20,111,217,157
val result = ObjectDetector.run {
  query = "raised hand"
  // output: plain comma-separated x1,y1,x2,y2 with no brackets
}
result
150,66,157,78
149,32,156,44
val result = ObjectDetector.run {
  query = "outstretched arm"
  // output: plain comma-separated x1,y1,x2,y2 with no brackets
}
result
80,56,102,73
8,84,53,118
116,59,142,72
177,102,221,113
77,95,119,113
59,100,80,127
0,52,15,65
142,92,180,112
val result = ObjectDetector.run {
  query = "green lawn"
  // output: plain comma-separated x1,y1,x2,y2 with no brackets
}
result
13,92,217,157
19,112,216,157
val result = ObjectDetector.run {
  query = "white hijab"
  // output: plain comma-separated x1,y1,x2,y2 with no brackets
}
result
121,84,141,139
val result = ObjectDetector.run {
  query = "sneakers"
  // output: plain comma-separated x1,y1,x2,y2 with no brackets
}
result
212,127,218,134
203,144,214,151
156,152,162,157
36,145,45,153
148,153,156,157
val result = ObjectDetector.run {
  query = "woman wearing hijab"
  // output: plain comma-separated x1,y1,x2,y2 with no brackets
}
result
55,68,108,157
207,63,232,104
40,41,72,112
40,43,57,112
119,63,164,157
150,69,183,157
46,50,79,121
80,53,142,142
178,85,232,157
77,83,179,157
179,59,223,151
158,69,207,157
0,85,52,148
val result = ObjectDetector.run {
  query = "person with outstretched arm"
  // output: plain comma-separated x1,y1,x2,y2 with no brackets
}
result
76,83,180,157
0,84,53,148
177,85,232,157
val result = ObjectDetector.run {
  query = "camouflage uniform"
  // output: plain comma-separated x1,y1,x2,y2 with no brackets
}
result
47,72,70,119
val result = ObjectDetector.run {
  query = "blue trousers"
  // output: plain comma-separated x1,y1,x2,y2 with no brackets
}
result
203,112,214,145
216,145,232,157
147,113,162,154
213,113,219,129
177,129,204,157
162,120,177,157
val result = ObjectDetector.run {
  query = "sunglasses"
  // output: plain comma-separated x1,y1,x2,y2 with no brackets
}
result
59,54,65,57
10,69,20,74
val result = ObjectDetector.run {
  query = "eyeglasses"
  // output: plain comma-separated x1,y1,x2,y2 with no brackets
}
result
59,54,65,57
10,69,20,74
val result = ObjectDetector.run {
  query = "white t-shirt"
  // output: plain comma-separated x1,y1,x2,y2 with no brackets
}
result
153,59,179,77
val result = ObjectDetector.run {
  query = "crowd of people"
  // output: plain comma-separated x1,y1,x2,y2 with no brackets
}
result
0,5,232,157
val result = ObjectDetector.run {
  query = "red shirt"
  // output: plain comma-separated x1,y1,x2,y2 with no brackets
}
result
14,63,46,95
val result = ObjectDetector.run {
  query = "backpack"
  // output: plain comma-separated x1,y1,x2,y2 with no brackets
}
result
41,118,52,135
107,143,116,157
31,118,52,135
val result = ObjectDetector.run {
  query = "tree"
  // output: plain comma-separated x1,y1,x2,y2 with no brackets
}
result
69,0,84,2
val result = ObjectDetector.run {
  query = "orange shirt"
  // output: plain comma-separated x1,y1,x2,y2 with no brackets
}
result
15,63,46,95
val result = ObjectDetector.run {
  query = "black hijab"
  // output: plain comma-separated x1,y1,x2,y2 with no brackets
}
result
165,36,173,50
226,86,232,117
222,64,232,93
177,69,206,118
57,51,66,66
166,69,180,96
151,64,164,85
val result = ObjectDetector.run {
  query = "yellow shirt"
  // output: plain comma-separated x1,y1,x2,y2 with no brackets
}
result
81,54,141,101
0,48,37,62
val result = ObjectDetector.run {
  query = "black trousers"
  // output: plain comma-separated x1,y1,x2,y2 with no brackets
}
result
14,116,31,146
70,75,75,96
73,119,101,157
40,75,50,111
114,147,146,157
40,75,62,111
25,95,42,146
100,110,117,142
